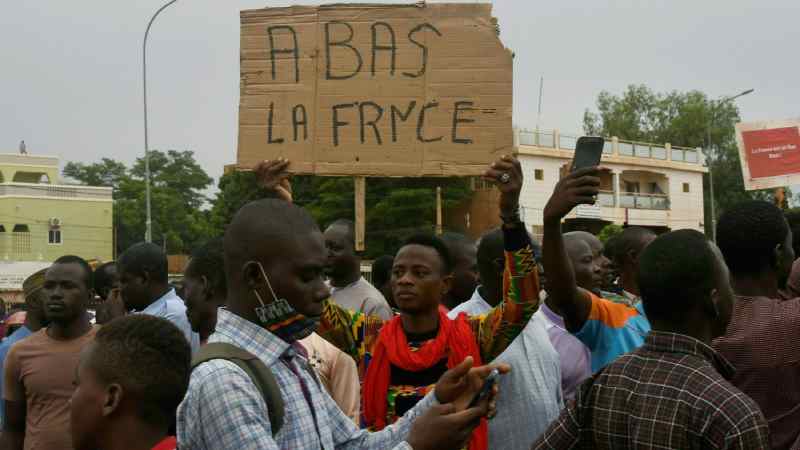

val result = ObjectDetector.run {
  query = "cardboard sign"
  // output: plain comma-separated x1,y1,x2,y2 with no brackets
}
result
237,3,513,177
735,119,800,190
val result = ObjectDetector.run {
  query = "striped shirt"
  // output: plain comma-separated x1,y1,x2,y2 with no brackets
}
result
533,331,770,449
176,309,432,450
713,295,800,450
573,292,650,372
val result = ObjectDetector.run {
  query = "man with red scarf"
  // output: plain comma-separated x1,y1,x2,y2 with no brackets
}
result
317,155,540,450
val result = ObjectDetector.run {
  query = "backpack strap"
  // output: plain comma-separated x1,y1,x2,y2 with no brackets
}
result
191,342,285,435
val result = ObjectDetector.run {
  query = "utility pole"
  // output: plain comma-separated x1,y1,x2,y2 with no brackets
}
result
706,88,754,241
142,0,178,243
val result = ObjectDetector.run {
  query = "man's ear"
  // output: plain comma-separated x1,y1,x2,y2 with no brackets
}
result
242,261,262,290
774,243,788,270
706,288,721,320
441,274,454,297
200,275,213,300
102,383,124,417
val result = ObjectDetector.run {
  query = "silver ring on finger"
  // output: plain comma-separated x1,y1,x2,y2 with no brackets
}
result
499,173,511,184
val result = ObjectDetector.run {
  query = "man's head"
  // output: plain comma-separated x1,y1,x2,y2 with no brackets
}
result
43,256,93,326
392,234,453,315
784,209,800,257
94,262,119,302
606,227,657,294
371,255,395,308
440,232,478,309
118,243,169,312
639,229,735,338
323,219,359,282
224,199,329,333
23,267,49,326
183,238,226,338
563,232,604,292
70,315,191,450
717,200,795,287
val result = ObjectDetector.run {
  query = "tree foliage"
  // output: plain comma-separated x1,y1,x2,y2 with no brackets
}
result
64,150,213,255
584,84,777,234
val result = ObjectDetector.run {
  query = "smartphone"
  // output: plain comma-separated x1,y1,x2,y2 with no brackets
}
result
570,136,605,172
468,368,500,408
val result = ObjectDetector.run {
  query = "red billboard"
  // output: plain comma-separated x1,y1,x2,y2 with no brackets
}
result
735,120,800,190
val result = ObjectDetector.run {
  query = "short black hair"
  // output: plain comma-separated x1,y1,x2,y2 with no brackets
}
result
225,199,320,284
784,209,800,256
186,238,227,298
717,200,789,277
638,229,716,322
94,262,117,300
371,255,394,287
327,219,355,247
118,243,169,284
400,234,453,274
53,255,94,291
606,227,656,267
477,228,504,282
89,315,191,428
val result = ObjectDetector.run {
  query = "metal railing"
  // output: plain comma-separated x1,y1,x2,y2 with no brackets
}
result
618,192,669,210
516,128,701,165
597,190,615,207
0,183,113,200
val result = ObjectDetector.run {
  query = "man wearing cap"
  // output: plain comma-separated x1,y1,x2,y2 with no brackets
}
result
0,268,49,425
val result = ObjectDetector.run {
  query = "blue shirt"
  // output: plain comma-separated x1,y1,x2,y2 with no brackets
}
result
449,289,564,449
177,309,431,450
136,289,199,354
0,326,33,424
574,292,651,372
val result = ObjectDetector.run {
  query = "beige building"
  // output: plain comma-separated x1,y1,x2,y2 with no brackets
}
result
515,129,707,239
452,129,707,241
0,153,113,263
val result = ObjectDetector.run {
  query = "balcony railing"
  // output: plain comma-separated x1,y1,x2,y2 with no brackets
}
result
516,128,702,165
0,183,112,200
619,192,669,210
597,190,615,207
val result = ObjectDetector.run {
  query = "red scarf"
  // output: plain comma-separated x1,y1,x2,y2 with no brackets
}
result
363,309,487,450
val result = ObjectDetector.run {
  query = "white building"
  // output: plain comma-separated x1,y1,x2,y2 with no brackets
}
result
510,129,707,240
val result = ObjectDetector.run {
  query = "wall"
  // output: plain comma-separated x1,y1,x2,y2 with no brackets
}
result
0,196,113,262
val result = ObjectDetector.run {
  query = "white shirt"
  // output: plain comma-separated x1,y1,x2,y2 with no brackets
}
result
137,288,200,354
328,277,393,321
449,288,564,449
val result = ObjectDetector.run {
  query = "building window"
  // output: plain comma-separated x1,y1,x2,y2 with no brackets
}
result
12,224,30,256
683,182,690,193
534,169,544,180
49,229,62,244
0,225,5,233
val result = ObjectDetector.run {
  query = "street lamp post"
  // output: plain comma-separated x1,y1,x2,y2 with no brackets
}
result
706,88,754,242
143,0,178,243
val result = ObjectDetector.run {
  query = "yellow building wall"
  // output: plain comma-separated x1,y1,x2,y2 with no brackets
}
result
0,197,113,262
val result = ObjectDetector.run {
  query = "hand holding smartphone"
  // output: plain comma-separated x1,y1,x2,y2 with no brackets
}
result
468,368,500,408
570,136,605,172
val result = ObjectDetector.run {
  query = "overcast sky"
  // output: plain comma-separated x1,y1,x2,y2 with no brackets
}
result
1,0,798,190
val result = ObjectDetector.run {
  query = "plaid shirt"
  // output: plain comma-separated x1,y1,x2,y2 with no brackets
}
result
177,309,433,450
713,295,800,450
533,331,770,449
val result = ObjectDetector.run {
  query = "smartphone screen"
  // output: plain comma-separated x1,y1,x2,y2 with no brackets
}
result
570,136,605,172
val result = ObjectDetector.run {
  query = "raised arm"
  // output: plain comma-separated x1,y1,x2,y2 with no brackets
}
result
473,156,541,361
542,167,606,332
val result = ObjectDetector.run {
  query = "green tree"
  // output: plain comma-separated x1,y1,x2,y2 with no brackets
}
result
64,150,214,255
208,171,472,258
598,224,623,244
63,158,128,190
584,84,776,235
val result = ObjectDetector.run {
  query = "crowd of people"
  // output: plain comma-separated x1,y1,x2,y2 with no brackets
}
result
0,154,797,449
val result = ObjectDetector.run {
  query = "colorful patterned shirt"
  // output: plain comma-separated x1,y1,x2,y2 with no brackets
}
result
318,223,540,426
573,292,650,372
533,331,770,450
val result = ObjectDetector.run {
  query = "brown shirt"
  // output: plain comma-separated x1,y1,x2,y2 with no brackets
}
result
4,326,99,450
713,295,800,450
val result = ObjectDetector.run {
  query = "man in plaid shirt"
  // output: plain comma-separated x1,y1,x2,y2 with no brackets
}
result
177,197,504,450
532,172,769,449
